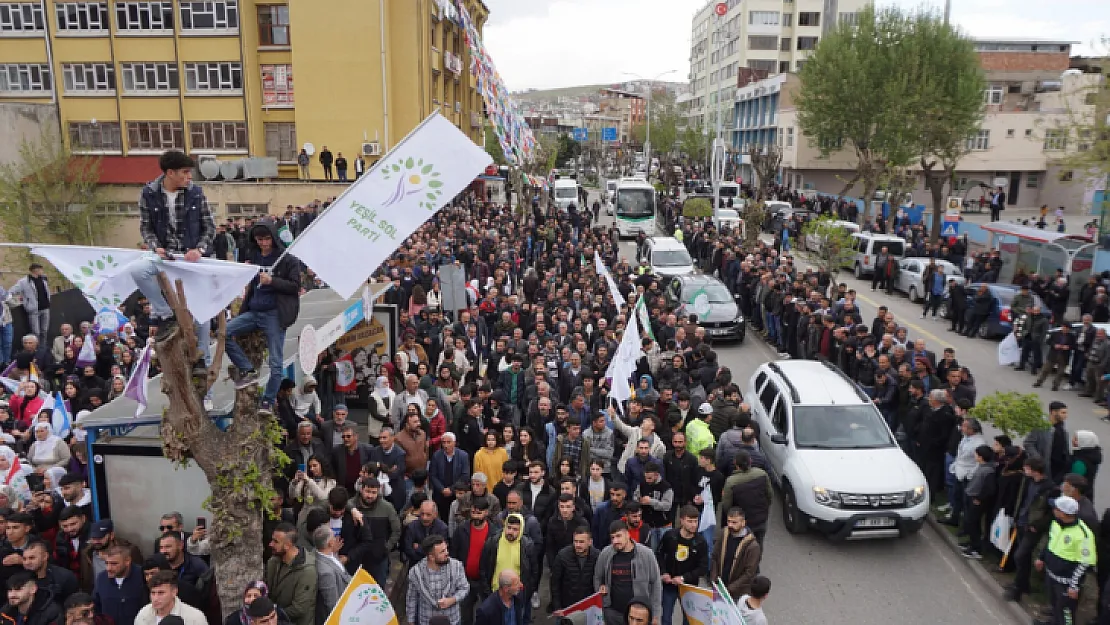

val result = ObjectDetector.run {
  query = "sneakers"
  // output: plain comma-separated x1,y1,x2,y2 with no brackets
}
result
154,316,180,343
233,369,260,390
531,594,540,609
960,546,982,560
936,503,952,513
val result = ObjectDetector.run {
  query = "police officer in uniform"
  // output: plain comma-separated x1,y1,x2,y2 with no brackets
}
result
1035,495,1096,625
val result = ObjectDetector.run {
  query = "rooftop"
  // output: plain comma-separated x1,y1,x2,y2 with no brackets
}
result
770,360,870,406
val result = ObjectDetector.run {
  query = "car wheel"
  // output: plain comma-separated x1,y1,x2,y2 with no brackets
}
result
854,263,863,279
783,484,808,534
908,286,918,302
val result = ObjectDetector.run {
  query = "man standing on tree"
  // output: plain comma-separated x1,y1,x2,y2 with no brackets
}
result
130,150,215,374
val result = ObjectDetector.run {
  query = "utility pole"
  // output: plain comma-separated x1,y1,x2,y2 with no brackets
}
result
710,2,729,230
943,0,951,24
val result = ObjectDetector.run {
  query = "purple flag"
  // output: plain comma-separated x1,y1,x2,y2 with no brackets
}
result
123,342,154,417
75,333,96,368
0,362,14,378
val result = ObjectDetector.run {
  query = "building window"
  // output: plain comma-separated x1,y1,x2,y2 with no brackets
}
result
260,64,293,106
1025,128,1033,137
748,59,776,73
121,62,178,94
1025,173,1040,188
96,202,140,216
798,12,820,26
818,136,843,150
115,2,173,32
190,121,247,151
786,127,794,147
749,11,779,26
55,2,108,32
127,121,183,151
0,3,45,34
966,129,990,151
184,62,243,94
264,122,296,162
838,12,858,26
779,60,790,73
748,35,778,50
781,12,792,26
226,203,269,217
984,84,1003,105
0,63,52,95
179,0,238,32
62,63,115,94
797,37,818,50
257,5,288,45
1059,170,1073,182
780,37,791,51
68,121,121,152
1006,129,1015,138
1043,129,1067,151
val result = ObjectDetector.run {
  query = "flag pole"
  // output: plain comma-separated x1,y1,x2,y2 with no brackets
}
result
268,109,445,272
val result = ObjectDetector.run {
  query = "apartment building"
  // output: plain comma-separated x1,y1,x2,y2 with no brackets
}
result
0,0,489,195
682,0,865,134
775,39,1103,212
732,72,798,182
598,88,644,144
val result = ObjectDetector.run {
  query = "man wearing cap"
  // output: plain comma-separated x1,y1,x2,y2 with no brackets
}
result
133,570,205,625
245,597,292,625
686,403,716,458
224,216,303,414
1034,495,1096,625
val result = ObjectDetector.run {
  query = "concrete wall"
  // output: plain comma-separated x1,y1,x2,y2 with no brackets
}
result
0,103,58,168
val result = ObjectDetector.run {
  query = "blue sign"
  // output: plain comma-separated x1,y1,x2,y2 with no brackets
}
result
341,298,366,332
941,222,960,237
602,127,618,142
572,128,588,141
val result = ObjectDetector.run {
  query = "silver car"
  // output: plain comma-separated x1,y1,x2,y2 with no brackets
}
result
895,258,966,302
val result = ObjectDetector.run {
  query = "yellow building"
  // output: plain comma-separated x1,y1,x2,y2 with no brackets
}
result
0,0,489,184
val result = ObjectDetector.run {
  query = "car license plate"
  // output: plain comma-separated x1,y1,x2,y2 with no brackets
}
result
855,517,896,528
709,328,730,336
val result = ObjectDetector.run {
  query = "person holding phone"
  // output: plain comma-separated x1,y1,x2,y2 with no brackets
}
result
288,456,336,515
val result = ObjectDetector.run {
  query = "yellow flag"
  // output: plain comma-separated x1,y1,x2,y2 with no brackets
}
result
324,568,398,625
678,583,715,625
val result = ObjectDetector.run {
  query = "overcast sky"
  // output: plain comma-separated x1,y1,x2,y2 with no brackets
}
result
481,0,1108,91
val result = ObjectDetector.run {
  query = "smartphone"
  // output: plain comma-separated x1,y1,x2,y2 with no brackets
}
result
297,463,306,474
196,517,207,529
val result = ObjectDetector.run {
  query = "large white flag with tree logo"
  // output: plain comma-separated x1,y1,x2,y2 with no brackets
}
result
26,244,258,323
284,113,493,299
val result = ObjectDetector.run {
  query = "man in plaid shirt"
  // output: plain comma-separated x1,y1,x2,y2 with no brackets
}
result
405,535,469,625
130,150,216,367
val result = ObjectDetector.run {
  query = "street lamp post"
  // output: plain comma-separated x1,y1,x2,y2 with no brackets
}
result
621,70,677,178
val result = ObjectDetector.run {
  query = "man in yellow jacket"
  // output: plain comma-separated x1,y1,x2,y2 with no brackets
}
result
686,403,717,458
1034,495,1096,625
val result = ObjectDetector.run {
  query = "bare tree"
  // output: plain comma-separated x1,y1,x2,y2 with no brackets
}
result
154,274,284,619
748,144,783,201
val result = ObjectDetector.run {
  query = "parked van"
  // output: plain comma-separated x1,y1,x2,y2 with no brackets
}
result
552,178,579,211
848,232,906,278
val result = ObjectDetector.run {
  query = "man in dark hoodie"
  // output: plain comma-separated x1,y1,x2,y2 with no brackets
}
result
1,571,60,625
225,217,302,412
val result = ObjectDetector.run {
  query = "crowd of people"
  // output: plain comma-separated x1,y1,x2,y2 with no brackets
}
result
0,147,1105,625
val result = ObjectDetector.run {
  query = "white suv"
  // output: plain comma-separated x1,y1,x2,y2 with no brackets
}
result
747,360,928,539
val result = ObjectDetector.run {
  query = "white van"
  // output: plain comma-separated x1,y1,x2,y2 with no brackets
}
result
640,237,695,276
719,182,741,201
848,232,907,278
605,179,618,203
552,178,579,211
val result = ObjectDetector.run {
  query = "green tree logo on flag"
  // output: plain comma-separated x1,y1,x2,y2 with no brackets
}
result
380,157,443,210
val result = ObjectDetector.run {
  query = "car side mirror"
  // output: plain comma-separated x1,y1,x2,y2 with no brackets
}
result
770,433,788,445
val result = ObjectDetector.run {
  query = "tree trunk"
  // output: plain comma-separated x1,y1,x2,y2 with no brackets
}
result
155,274,280,620
921,159,946,245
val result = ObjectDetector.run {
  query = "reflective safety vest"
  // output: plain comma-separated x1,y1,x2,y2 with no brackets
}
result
1044,519,1096,590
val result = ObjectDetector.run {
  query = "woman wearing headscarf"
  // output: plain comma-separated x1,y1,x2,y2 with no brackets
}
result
0,446,32,505
223,581,290,625
292,376,321,424
28,422,71,470
634,375,659,407
367,376,394,443
390,353,409,390
0,485,21,511
1071,430,1103,499
67,438,89,481
106,375,127,402
8,380,45,433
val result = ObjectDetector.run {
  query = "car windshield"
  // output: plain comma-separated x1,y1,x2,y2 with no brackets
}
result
652,249,692,267
686,283,733,303
877,240,905,256
719,185,739,198
607,182,617,191
616,189,655,218
941,263,962,276
792,405,896,449
555,187,576,199
719,209,739,220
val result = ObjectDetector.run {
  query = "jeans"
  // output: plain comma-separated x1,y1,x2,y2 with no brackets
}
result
323,164,333,180
225,309,286,401
128,257,211,361
648,526,670,552
460,580,484,625
1011,528,1040,594
367,557,390,590
662,585,690,625
701,527,715,559
338,169,348,182
1020,335,1044,372
1070,350,1087,386
924,293,942,317
27,310,49,344
0,323,11,365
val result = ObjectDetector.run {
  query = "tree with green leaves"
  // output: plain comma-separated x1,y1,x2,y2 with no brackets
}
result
483,123,507,166
680,122,711,168
903,13,986,243
555,133,581,168
801,217,857,278
0,129,115,270
795,5,924,222
969,391,1048,438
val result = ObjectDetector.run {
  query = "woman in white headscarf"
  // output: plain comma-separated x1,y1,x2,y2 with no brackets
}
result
367,376,394,440
43,466,67,496
0,446,31,505
28,422,71,470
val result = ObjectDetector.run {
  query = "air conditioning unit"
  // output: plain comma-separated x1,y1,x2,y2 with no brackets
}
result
362,141,381,156
196,155,221,180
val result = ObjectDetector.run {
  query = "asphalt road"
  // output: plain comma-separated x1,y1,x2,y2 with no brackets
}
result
564,190,1017,625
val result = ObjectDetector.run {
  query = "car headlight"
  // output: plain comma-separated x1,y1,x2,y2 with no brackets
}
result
906,485,927,506
735,313,745,323
813,486,843,508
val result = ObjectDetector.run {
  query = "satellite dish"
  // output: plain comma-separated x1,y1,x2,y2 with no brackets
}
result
303,142,316,156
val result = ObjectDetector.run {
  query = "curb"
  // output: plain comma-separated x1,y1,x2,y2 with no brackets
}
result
924,513,1032,624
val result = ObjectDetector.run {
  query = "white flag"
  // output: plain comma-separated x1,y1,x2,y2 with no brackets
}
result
284,113,492,298
594,251,626,309
698,482,716,532
30,245,258,323
605,314,641,407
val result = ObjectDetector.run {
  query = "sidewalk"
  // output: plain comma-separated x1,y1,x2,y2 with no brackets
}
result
956,205,1097,237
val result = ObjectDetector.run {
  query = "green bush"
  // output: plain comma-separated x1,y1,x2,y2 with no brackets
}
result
683,197,713,218
968,391,1048,438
